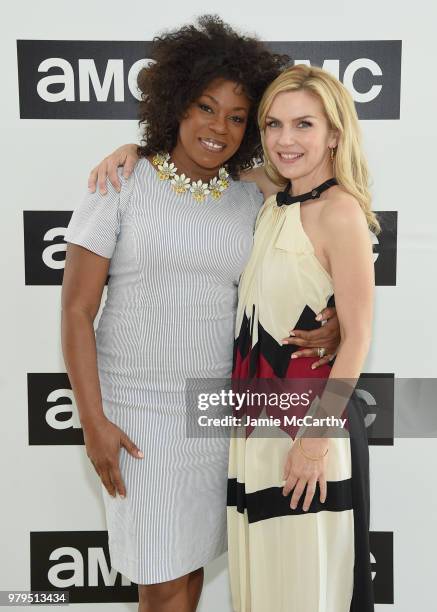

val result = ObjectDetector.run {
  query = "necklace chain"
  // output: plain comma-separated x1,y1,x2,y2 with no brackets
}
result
151,152,230,202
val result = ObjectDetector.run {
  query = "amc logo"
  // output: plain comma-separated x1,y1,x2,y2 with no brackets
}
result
23,210,397,286
17,40,401,120
371,211,398,286
22,211,109,286
370,531,394,604
29,530,393,604
30,531,138,603
23,211,70,286
27,373,84,445
356,373,395,446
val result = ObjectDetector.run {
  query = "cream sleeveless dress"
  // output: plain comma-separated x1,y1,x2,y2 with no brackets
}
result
227,194,374,611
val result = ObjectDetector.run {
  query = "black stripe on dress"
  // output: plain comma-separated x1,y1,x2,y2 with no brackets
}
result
227,478,353,522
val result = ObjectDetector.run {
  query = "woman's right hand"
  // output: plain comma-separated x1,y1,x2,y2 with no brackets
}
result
82,416,144,498
88,144,139,195
282,437,329,511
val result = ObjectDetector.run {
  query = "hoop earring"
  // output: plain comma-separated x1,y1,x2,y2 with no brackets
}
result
330,147,335,161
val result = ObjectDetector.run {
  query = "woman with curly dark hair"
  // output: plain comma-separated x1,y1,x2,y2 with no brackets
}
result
63,15,340,612
90,15,283,189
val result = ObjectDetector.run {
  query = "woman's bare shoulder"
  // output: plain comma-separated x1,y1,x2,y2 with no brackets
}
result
320,187,369,243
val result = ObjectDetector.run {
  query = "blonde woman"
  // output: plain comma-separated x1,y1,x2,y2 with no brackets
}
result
226,64,378,611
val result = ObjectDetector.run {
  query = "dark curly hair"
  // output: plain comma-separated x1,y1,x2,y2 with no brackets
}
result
137,15,289,179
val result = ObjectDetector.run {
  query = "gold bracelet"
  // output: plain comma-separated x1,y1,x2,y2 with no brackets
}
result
297,437,329,461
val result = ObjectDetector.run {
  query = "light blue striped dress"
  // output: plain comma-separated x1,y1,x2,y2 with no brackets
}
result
64,157,263,584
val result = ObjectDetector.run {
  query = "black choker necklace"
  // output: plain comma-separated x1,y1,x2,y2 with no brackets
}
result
276,178,338,207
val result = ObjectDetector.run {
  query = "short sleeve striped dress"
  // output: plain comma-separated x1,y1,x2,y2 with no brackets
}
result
64,158,264,584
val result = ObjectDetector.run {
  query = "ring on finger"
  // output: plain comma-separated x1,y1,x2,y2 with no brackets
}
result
317,347,326,358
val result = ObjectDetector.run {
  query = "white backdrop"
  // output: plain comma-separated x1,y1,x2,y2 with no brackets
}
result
2,1,437,610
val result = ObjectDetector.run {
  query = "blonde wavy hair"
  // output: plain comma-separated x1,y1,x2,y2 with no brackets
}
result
258,64,380,233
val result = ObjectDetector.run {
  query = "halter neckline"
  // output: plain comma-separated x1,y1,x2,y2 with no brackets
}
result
276,178,338,207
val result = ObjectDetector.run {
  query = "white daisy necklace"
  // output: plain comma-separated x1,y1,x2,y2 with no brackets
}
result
151,152,230,202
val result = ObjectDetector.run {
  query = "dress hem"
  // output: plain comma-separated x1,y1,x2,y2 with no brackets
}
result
109,542,228,585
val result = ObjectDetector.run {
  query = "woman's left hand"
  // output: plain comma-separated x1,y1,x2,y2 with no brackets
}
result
282,306,340,369
282,438,329,511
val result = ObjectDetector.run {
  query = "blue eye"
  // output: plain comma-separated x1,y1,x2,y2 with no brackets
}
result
266,120,279,128
298,120,312,128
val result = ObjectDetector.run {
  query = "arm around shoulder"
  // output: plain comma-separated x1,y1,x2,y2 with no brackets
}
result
240,165,279,199
88,143,139,194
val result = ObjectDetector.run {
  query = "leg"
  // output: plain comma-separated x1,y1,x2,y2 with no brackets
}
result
138,567,204,612
188,567,204,610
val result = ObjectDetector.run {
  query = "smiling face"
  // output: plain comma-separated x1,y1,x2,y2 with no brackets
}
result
263,88,338,188
172,78,251,180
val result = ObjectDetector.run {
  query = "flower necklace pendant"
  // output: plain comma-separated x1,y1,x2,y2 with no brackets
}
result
152,152,230,202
